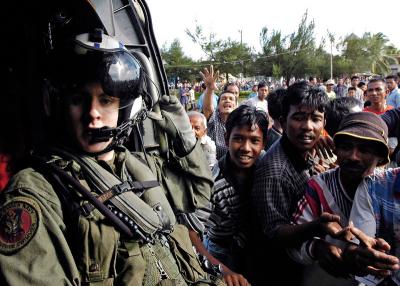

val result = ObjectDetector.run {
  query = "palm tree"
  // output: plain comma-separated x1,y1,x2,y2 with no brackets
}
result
363,32,399,75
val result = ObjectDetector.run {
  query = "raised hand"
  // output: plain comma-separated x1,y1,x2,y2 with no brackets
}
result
199,65,219,91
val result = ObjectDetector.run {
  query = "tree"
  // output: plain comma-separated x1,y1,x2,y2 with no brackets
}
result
255,28,285,76
340,32,399,76
214,39,254,80
161,39,196,83
363,32,399,75
258,11,317,83
185,24,254,80
185,22,223,61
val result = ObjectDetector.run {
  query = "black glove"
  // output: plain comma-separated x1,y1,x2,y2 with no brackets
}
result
150,95,196,156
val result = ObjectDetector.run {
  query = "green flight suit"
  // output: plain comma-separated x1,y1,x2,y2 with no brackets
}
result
0,142,217,285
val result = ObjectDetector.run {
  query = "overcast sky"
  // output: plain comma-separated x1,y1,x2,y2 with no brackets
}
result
146,0,400,60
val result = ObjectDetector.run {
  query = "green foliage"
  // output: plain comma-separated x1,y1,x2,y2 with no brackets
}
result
161,39,197,82
185,23,255,79
340,32,399,76
161,12,399,82
256,11,318,83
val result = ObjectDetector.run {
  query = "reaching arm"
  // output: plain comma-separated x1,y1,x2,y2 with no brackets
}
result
188,230,251,286
199,65,219,120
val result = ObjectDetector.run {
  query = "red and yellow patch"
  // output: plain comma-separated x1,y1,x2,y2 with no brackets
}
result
0,198,39,253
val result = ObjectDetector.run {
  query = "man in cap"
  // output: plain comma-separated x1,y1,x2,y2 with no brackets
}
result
325,79,336,100
0,22,221,286
290,112,398,285
350,116,400,285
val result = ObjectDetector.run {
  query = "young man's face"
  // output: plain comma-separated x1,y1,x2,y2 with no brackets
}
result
226,124,265,169
351,78,360,87
335,137,383,178
386,78,397,92
218,92,237,115
66,82,119,155
257,86,269,100
282,105,325,154
189,115,206,139
348,90,356,97
367,81,386,104
226,85,240,98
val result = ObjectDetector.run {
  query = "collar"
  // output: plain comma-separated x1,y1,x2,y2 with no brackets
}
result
280,134,315,174
271,126,283,135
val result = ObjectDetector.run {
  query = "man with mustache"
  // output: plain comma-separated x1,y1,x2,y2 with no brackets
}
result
250,81,330,285
290,112,398,285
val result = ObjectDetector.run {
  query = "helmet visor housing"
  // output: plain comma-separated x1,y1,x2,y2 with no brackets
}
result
49,33,142,111
45,32,144,153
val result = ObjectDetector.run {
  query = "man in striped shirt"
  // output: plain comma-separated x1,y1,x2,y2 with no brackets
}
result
188,104,268,286
291,112,398,284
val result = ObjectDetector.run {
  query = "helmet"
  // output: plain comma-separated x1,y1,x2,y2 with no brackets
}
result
43,29,146,154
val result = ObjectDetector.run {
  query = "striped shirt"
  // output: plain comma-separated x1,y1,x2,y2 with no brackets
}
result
204,158,251,248
290,167,352,264
294,167,353,225
208,110,228,160
351,168,400,259
181,153,254,248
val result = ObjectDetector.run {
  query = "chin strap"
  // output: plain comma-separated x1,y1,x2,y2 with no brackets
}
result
87,109,149,156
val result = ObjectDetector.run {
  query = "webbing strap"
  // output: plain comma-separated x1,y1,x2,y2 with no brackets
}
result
82,180,160,214
31,155,135,238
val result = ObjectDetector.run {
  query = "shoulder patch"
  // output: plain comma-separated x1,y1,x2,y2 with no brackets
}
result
0,198,40,253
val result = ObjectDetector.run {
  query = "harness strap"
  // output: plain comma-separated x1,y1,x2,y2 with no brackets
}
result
99,180,160,202
31,155,136,238
81,180,160,216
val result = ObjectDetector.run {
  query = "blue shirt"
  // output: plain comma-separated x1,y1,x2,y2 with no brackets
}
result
197,93,218,111
386,88,400,108
350,168,400,286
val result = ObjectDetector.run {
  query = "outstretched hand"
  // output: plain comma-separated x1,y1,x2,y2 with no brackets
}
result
343,226,399,277
317,212,355,241
199,65,219,91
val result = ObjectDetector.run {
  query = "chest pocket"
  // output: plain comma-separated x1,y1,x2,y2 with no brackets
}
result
74,210,119,285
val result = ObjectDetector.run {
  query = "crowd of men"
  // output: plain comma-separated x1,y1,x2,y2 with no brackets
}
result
1,8,400,284
177,68,400,286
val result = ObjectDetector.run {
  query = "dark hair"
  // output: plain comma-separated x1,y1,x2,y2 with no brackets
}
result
357,81,366,88
309,76,316,82
324,97,363,136
348,86,357,92
267,88,286,120
258,81,268,90
223,82,240,92
281,81,328,119
201,83,206,89
368,78,386,87
351,75,360,81
385,74,398,82
225,105,269,143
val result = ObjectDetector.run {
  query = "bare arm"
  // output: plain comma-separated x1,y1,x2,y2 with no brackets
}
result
199,65,219,120
188,230,251,286
274,212,344,247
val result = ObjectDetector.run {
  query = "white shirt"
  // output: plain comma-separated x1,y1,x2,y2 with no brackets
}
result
241,96,268,113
